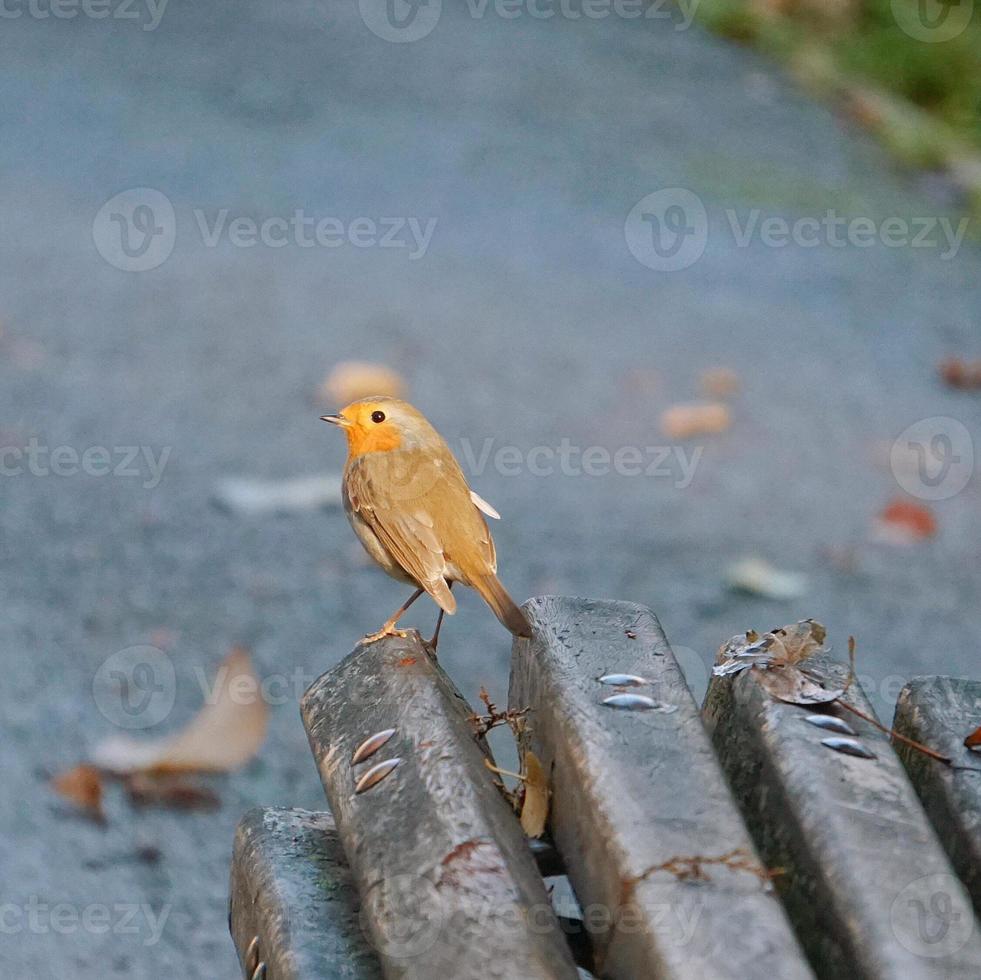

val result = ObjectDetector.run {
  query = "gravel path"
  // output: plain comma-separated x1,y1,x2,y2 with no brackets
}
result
1,3,978,975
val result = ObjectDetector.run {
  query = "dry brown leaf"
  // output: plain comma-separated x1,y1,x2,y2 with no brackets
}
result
699,367,740,399
520,751,549,839
753,665,844,706
874,499,937,544
318,361,407,406
939,358,981,391
92,647,268,775
965,726,981,750
715,620,840,706
714,620,825,676
51,765,105,822
770,620,827,665
660,402,731,440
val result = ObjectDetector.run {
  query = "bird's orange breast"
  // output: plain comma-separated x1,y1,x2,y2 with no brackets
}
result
345,426,402,457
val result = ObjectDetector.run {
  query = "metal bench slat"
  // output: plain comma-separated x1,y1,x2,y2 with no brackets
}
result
230,806,383,979
510,596,813,980
893,676,981,919
301,631,580,980
704,656,981,978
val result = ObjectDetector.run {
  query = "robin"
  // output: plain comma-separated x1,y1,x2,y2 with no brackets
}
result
322,397,531,646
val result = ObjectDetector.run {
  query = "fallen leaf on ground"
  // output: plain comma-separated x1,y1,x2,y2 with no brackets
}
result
699,367,740,399
318,361,407,406
123,773,221,811
873,499,937,545
965,726,981,750
660,402,731,440
520,751,549,838
726,557,807,600
51,765,105,822
212,474,342,516
92,647,268,775
939,358,981,390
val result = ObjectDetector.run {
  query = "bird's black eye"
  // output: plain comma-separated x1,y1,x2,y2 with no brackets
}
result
371,410,386,424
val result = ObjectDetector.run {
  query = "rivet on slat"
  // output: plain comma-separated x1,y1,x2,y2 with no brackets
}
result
351,728,397,765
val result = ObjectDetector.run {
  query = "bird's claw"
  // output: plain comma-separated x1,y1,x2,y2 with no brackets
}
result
362,625,410,645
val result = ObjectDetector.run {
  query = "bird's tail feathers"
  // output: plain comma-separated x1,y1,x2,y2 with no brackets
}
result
472,574,531,638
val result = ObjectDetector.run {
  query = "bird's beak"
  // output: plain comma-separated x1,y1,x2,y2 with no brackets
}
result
320,414,351,428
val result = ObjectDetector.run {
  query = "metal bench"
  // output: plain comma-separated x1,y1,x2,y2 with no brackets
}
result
229,598,981,979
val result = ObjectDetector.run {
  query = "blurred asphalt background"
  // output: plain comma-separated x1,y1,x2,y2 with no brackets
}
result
1,1,980,976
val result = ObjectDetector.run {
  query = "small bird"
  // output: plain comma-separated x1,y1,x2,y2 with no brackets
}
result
322,397,531,646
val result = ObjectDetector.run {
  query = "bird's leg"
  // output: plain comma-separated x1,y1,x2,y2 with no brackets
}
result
427,582,454,654
363,588,424,645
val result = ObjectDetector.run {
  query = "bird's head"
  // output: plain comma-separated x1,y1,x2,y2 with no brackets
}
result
321,397,436,457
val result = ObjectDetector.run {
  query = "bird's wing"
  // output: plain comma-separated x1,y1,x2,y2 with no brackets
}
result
346,455,457,613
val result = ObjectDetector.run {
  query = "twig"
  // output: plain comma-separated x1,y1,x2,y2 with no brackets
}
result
841,636,857,696
835,700,951,765
468,686,529,738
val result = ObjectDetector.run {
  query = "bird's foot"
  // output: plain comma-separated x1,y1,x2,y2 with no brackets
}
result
362,625,410,645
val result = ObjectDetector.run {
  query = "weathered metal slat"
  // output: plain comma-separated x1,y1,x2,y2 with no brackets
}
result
301,631,580,980
509,596,813,980
704,657,981,978
893,676,981,919
229,806,383,980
